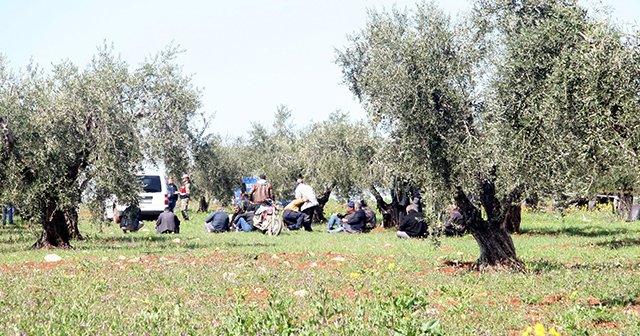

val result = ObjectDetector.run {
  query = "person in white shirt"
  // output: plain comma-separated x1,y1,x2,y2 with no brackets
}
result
294,177,319,231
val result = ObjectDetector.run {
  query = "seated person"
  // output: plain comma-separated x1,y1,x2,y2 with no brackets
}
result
442,204,466,236
230,202,255,232
156,207,181,234
326,201,352,231
204,206,230,233
282,198,311,231
360,200,377,232
329,201,366,233
397,205,427,238
120,205,144,233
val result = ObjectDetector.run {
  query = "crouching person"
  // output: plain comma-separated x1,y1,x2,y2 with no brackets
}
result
156,207,181,234
204,206,230,233
120,205,143,233
282,199,310,231
397,205,426,239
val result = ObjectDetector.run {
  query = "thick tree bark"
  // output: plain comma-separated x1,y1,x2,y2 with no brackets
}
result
32,204,72,249
616,188,633,218
503,203,521,234
66,208,83,240
313,187,332,223
454,185,525,272
198,196,209,212
371,185,406,228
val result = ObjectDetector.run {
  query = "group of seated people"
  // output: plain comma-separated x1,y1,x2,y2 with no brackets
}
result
326,200,377,233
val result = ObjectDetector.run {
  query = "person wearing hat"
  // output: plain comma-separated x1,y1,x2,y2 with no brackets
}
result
179,174,191,220
328,201,365,233
326,201,353,231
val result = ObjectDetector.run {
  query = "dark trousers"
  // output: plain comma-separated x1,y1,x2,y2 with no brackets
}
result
283,210,305,230
301,206,316,231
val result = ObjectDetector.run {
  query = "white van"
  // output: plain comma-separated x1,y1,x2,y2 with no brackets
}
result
105,172,169,221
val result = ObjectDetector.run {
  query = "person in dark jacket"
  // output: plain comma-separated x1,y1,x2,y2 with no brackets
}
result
204,206,230,233
120,205,144,233
329,201,365,233
230,202,256,232
397,205,427,238
156,207,181,234
166,176,179,212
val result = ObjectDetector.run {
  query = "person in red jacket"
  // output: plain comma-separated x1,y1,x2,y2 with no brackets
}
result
179,174,191,220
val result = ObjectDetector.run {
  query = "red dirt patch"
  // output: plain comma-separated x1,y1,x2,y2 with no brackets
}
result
506,297,522,306
594,321,620,330
541,294,565,305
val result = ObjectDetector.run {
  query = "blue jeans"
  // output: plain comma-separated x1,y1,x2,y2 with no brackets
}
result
168,198,177,212
328,226,344,233
2,205,13,225
237,218,254,232
327,214,342,230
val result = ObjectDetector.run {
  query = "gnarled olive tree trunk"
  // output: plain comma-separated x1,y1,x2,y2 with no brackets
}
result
454,181,525,272
313,187,332,223
32,202,73,249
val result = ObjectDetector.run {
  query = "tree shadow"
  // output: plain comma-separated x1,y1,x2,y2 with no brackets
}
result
596,238,640,249
521,226,632,237
526,259,640,273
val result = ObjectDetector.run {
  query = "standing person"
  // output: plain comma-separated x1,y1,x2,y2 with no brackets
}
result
204,206,230,233
179,174,191,220
166,176,179,212
2,203,14,225
396,205,427,239
294,177,318,230
156,207,181,234
248,174,274,205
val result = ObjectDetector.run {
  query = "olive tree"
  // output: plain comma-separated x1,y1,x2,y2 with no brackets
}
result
297,111,379,221
0,45,202,248
244,105,303,200
337,0,640,270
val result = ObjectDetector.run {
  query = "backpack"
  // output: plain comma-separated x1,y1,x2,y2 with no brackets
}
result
363,207,377,230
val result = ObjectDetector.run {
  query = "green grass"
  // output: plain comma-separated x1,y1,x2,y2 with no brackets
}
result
0,208,639,335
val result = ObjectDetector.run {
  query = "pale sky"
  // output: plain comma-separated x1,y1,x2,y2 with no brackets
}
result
1,0,637,138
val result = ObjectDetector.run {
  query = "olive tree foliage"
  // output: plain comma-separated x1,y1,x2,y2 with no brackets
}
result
244,105,302,200
136,46,204,178
337,0,640,270
336,2,478,207
190,134,247,205
474,0,640,208
0,45,202,248
298,111,379,200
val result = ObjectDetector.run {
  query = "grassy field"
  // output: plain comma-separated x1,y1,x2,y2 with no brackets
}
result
0,206,639,335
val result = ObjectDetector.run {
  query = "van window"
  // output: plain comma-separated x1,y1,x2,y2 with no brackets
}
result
140,175,162,193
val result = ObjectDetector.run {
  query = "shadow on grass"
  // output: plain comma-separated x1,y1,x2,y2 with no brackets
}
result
599,295,640,307
526,259,640,273
521,226,631,237
596,238,640,249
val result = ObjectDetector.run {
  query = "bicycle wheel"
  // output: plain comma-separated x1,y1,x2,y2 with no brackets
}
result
268,215,283,236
